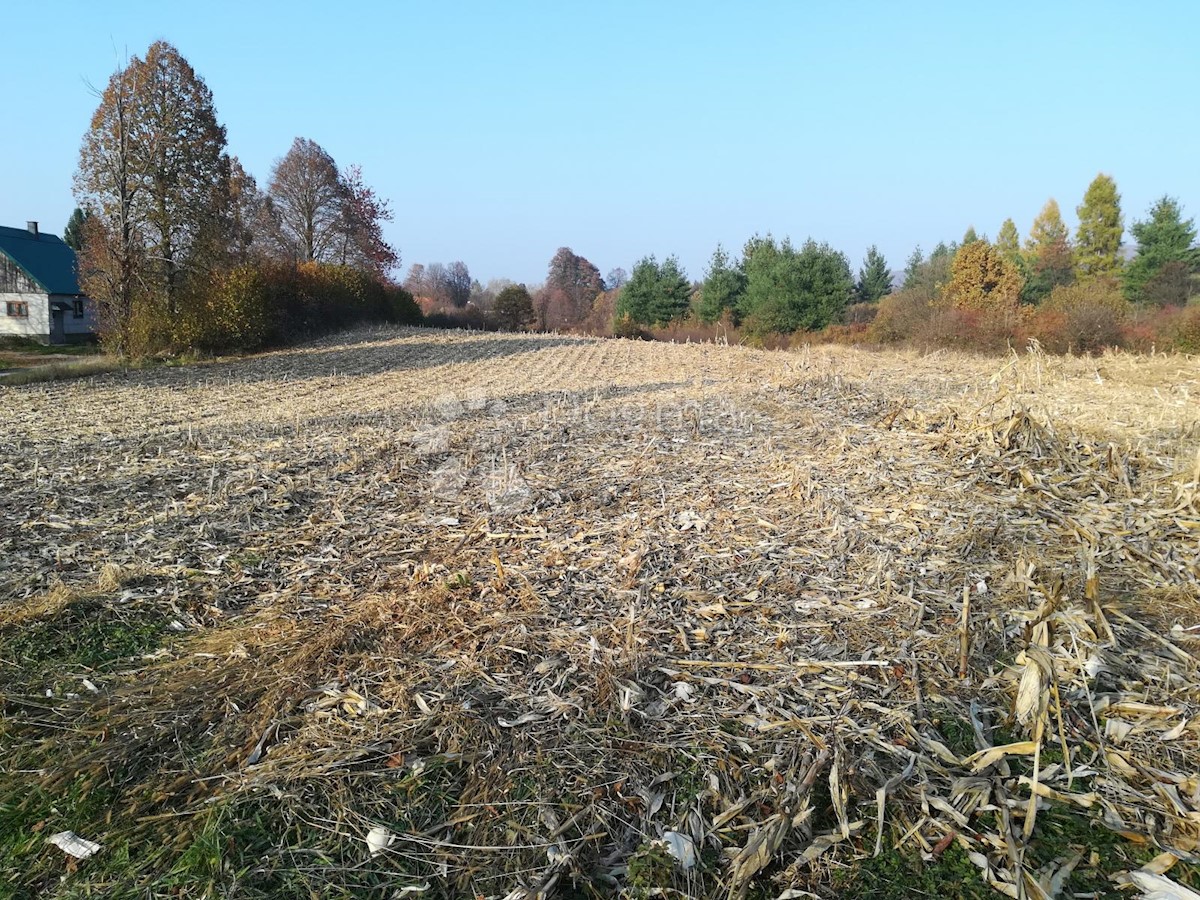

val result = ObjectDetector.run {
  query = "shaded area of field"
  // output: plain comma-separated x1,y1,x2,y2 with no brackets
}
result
1,328,1198,898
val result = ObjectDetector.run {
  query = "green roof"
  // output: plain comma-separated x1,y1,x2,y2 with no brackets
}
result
0,225,83,295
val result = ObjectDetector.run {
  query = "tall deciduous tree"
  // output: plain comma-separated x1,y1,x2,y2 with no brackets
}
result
1075,174,1123,279
695,244,746,322
615,256,691,326
76,58,141,351
336,165,399,278
1124,196,1199,306
1023,199,1074,302
268,137,345,263
444,261,472,307
220,156,264,263
605,267,628,290
854,246,892,303
544,247,604,328
403,263,427,297
124,41,227,312
75,42,228,345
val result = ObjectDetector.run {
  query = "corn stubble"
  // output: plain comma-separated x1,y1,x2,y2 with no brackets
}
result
0,327,1197,898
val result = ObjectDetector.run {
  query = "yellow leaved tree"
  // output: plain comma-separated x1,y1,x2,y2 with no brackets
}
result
943,241,1024,312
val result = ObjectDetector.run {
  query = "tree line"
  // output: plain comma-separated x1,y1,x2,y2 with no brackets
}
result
428,172,1197,353
69,46,1197,357
73,41,418,356
404,170,1196,353
870,176,1199,352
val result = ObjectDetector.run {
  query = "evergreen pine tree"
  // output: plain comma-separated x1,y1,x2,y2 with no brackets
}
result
63,207,89,252
854,246,893,303
695,244,746,322
1124,196,1200,305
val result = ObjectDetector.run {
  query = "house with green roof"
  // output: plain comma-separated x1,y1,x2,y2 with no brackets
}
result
0,221,95,344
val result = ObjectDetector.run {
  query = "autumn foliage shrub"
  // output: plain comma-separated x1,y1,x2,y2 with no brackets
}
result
612,314,650,340
647,315,740,344
175,265,274,354
814,323,871,345
1171,304,1200,352
1027,281,1129,354
917,306,1019,353
842,302,878,326
165,262,421,355
867,291,934,344
124,296,177,358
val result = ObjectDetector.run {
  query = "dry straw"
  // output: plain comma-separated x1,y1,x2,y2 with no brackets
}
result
0,327,1197,897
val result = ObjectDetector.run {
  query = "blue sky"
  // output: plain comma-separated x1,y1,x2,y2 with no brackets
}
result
3,1,1197,284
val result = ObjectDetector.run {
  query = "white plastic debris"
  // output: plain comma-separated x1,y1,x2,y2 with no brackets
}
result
660,831,697,869
497,711,543,728
49,831,102,859
365,825,396,857
394,883,431,896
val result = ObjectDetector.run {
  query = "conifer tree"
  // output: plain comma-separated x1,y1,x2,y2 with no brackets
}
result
615,256,691,326
1075,174,1124,279
995,218,1021,265
1023,199,1074,302
1124,196,1199,305
696,244,746,322
854,246,893,303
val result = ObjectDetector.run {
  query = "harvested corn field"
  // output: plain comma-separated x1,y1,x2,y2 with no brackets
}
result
1,327,1198,899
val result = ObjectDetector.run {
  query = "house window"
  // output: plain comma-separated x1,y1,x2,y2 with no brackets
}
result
5,301,28,318
73,300,85,318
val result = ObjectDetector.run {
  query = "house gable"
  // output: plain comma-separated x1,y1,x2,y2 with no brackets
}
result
0,251,42,294
0,225,83,296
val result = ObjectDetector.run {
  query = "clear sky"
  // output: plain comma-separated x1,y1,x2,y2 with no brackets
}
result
3,1,1198,284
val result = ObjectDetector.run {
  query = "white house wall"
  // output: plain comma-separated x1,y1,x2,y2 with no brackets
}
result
0,291,50,338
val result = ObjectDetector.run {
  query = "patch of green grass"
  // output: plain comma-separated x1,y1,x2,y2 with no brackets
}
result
2,783,440,900
670,758,708,809
1021,804,1161,898
0,775,121,898
626,839,676,896
0,357,136,386
1,599,167,687
0,336,100,356
837,840,991,899
930,706,977,759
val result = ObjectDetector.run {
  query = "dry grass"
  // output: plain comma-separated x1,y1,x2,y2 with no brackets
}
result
0,327,1197,899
